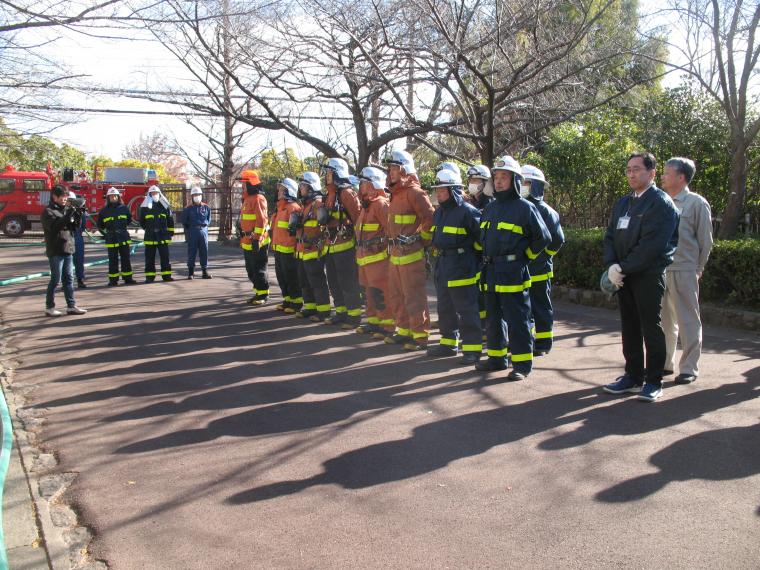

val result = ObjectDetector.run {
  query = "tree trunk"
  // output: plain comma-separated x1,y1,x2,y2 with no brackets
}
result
218,0,234,242
718,138,748,239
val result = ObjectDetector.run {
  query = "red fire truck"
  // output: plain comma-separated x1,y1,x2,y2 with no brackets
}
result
0,164,185,237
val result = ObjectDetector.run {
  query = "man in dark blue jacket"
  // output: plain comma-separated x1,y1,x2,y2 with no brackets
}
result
603,152,679,402
426,168,483,365
478,156,550,381
521,165,565,356
181,186,212,279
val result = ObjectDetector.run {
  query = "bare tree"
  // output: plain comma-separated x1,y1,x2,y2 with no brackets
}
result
388,0,665,166
123,132,176,163
655,0,760,238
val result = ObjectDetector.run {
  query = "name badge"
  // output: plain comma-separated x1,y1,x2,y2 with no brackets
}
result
617,215,630,230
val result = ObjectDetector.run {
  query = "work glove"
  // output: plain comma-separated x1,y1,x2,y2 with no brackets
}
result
608,263,625,288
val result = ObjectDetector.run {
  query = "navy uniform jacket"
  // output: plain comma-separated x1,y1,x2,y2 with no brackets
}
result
480,189,551,293
181,203,211,229
97,202,132,245
603,185,679,275
139,202,174,245
526,196,564,281
431,190,481,287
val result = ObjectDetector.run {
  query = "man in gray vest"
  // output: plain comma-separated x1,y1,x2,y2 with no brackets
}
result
660,157,713,385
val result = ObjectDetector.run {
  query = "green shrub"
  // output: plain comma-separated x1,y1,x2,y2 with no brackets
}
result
553,228,606,290
554,230,760,309
700,239,760,308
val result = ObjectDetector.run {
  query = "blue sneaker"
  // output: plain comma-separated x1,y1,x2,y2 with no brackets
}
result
637,382,663,402
603,375,643,394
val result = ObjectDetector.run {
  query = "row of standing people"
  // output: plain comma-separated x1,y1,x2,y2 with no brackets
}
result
239,151,564,381
96,185,213,286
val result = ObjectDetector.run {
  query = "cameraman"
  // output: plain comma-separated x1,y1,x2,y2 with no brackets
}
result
41,185,87,317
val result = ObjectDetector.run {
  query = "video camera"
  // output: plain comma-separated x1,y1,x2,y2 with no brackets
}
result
65,196,87,210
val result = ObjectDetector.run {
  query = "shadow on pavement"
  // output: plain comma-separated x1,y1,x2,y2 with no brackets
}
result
594,422,760,506
225,386,606,504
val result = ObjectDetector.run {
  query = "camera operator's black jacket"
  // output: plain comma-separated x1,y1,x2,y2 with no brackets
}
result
42,200,79,257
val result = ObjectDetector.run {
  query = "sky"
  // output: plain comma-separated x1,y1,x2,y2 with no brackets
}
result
7,1,695,170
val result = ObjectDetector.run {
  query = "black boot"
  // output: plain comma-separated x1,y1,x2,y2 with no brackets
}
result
202,269,212,279
77,279,87,289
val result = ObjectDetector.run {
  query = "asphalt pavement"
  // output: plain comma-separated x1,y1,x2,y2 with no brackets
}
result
0,242,758,569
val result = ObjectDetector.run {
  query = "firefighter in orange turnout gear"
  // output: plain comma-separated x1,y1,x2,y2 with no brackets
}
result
239,170,270,305
355,166,395,338
384,150,435,351
294,172,332,321
322,158,363,329
270,178,303,313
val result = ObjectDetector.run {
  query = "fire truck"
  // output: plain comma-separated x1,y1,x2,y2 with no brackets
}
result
0,164,185,237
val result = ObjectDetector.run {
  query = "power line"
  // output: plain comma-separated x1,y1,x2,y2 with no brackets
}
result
1,102,361,121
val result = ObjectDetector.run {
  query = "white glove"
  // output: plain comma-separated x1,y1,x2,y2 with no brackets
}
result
608,263,625,288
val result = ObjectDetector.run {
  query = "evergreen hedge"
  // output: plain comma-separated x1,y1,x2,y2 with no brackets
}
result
554,229,760,309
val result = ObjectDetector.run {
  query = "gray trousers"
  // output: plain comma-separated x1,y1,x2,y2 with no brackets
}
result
662,270,702,376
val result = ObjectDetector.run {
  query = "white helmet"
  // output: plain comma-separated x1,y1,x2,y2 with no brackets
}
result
359,166,387,190
467,164,491,180
106,187,121,197
348,175,360,190
431,168,463,187
492,155,522,176
147,185,161,195
323,157,350,180
384,149,416,175
436,161,459,174
298,171,322,192
278,178,298,201
521,165,546,183
190,186,203,196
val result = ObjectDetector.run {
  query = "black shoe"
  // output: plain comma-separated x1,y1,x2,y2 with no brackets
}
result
162,276,175,282
77,279,87,289
475,358,507,371
459,353,481,365
674,373,697,385
507,370,528,381
202,270,212,279
124,279,137,285
533,350,548,357
145,277,155,283
426,345,457,358
187,274,195,280
107,281,118,287
663,369,674,376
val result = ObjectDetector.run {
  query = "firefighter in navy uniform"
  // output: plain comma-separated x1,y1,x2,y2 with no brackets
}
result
426,168,483,365
478,156,550,380
139,185,175,282
466,164,494,333
294,172,332,321
322,157,363,329
98,187,136,286
181,186,212,279
521,165,565,356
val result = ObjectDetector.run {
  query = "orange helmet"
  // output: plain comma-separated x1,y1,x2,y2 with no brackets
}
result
241,170,261,185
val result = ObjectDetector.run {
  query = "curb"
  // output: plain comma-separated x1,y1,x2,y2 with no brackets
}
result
0,318,107,570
